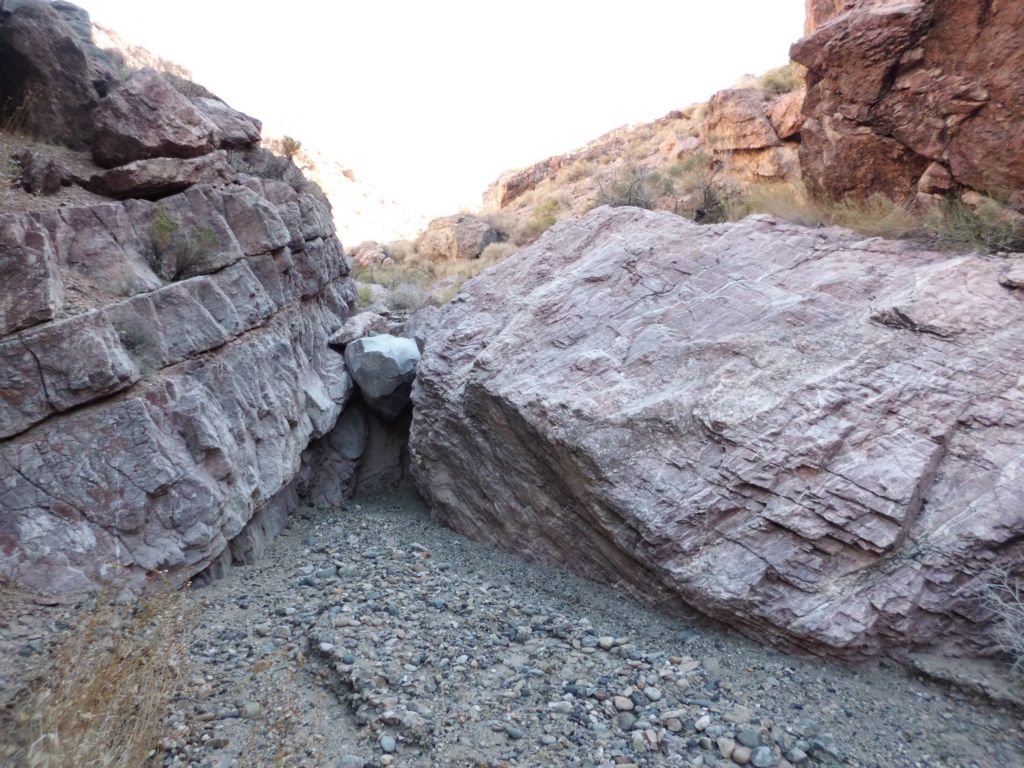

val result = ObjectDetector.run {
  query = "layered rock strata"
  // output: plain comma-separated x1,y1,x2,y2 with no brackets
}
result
0,179,350,593
410,206,1024,661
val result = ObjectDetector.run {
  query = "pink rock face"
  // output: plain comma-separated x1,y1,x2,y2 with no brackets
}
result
92,68,219,168
792,0,1024,202
87,150,234,200
0,177,354,594
410,206,1024,661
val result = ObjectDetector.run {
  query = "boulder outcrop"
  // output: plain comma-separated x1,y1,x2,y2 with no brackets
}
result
792,0,1024,203
92,68,219,168
0,0,99,149
416,214,498,261
410,206,1024,661
0,2,362,595
345,335,420,421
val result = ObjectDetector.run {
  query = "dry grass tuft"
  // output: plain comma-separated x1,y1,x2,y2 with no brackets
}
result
355,240,519,312
724,181,1023,253
759,62,806,95
17,584,194,768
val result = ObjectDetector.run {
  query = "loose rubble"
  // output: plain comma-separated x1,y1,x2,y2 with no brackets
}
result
45,485,1012,768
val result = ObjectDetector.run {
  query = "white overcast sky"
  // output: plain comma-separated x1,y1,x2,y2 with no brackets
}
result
81,1,805,215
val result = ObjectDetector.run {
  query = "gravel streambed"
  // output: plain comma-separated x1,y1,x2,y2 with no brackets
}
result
159,485,1023,768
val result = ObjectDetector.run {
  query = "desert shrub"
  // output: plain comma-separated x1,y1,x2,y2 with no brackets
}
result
980,566,1024,676
594,165,658,210
482,211,518,242
149,207,223,278
824,194,921,239
382,239,417,262
666,152,742,223
281,135,302,161
479,241,518,263
514,197,562,244
759,62,806,95
722,181,823,226
118,323,163,373
558,158,595,184
355,284,377,308
723,183,918,237
924,196,1024,253
17,585,194,768
386,283,432,313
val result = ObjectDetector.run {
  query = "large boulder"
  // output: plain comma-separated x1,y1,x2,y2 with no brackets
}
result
792,0,1024,202
92,68,219,168
701,89,780,152
193,96,262,149
344,335,420,421
87,149,233,200
0,0,99,149
416,214,498,261
410,206,1024,662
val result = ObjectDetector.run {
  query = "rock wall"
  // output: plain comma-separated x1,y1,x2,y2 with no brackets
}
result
792,0,1024,205
0,179,353,593
410,206,1024,661
0,1,362,594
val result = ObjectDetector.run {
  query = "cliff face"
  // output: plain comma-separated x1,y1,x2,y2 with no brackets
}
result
792,0,1024,205
410,206,1024,661
0,1,360,593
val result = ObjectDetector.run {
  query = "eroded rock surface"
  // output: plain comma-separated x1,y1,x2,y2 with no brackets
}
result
792,0,1024,202
0,176,353,594
0,0,99,149
345,335,420,421
416,214,498,261
410,206,1024,661
92,68,219,168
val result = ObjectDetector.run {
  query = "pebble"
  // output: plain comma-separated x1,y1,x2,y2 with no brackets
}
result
737,728,762,748
732,745,752,765
613,695,635,711
48,487,1014,768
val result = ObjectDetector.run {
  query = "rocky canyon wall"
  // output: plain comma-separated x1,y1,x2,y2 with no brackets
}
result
410,206,1024,661
0,1,363,594
792,0,1024,205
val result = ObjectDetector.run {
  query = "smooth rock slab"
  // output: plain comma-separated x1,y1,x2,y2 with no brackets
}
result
344,335,420,421
410,206,1024,661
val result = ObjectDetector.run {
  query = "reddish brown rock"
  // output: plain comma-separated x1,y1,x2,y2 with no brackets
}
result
804,0,846,33
193,97,262,149
416,214,498,261
92,68,219,168
769,88,805,140
792,0,1024,202
727,146,800,183
0,176,356,594
410,206,1024,661
702,89,779,152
